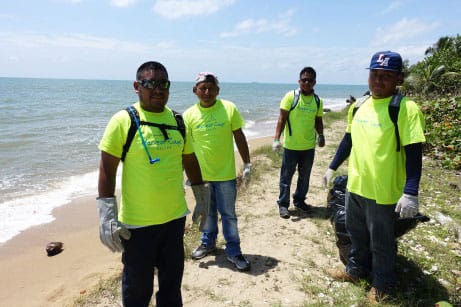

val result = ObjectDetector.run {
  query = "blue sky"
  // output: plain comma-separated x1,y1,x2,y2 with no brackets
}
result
0,0,459,85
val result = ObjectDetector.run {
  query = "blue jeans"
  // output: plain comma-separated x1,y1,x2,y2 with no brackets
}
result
201,179,242,257
277,148,315,207
121,217,186,307
345,191,397,292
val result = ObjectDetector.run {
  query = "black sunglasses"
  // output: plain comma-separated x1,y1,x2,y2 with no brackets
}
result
138,79,171,90
300,78,315,83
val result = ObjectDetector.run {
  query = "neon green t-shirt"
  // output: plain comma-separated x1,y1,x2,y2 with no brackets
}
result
346,96,426,204
280,91,323,150
183,99,244,181
98,102,192,226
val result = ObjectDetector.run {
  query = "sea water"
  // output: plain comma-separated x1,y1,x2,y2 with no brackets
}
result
0,77,368,244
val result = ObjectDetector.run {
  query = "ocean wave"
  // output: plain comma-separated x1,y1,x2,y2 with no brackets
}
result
0,170,100,245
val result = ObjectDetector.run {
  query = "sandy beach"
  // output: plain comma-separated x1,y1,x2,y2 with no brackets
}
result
1,135,300,306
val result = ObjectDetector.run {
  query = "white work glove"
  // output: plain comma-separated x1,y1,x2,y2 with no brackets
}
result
242,163,251,181
323,168,335,188
395,194,419,218
272,139,282,154
97,197,131,252
191,183,211,231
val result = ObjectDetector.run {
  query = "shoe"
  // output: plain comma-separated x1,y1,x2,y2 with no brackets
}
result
191,244,216,260
368,287,387,304
227,254,251,271
294,202,312,212
279,206,290,219
326,269,359,283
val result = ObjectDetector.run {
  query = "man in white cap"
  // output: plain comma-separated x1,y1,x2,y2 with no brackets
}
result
183,72,252,271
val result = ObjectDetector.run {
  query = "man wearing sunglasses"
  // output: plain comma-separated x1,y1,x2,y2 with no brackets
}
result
273,66,325,219
183,72,252,272
97,61,208,307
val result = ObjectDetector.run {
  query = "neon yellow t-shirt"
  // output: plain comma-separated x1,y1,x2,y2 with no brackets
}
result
280,91,323,150
183,99,244,181
346,96,426,204
98,102,192,225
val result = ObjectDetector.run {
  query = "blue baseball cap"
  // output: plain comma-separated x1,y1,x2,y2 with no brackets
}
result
368,51,402,72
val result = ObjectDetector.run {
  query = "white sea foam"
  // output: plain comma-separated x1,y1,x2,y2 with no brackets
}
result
0,170,99,244
0,78,368,244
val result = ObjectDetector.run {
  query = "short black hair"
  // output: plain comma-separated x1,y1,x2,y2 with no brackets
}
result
299,67,316,79
136,61,169,80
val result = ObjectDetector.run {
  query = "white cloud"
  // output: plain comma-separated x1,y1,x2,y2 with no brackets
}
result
110,0,138,7
0,14,16,21
153,0,235,20
0,31,158,53
57,0,84,3
381,0,403,14
373,18,438,45
220,9,297,38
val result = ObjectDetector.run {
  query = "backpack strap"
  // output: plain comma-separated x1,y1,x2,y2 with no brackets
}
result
287,89,320,136
290,89,301,111
313,94,320,111
352,94,403,152
121,106,186,162
352,93,371,117
121,106,139,162
389,94,403,152
172,110,186,139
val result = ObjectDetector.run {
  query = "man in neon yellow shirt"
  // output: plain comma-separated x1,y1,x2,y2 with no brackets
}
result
183,72,252,271
273,67,325,218
323,51,426,303
98,61,208,307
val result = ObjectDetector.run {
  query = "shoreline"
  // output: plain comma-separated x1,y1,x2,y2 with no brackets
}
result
0,135,273,307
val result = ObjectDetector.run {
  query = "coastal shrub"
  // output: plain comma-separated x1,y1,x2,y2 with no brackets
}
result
420,95,461,170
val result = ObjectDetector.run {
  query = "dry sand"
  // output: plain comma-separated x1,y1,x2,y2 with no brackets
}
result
0,121,348,307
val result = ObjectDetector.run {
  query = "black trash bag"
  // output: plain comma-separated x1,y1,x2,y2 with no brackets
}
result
327,175,430,265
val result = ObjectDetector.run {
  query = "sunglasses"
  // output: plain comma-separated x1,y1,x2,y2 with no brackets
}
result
300,78,315,83
138,79,171,90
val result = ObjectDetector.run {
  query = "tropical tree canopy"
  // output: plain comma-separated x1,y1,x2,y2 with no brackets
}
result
403,34,461,96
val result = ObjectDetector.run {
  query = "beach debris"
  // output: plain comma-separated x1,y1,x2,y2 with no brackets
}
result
46,241,64,256
345,95,356,104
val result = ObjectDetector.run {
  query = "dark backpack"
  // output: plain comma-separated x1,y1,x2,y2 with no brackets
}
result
286,89,321,136
352,94,403,152
121,106,186,162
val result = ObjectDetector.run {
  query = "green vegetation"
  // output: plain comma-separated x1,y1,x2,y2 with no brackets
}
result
420,96,460,170
403,34,461,97
401,34,461,170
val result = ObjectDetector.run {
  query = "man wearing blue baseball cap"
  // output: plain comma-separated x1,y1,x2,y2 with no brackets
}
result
323,51,426,303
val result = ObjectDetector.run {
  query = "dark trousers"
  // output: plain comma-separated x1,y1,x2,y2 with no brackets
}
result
345,191,397,292
277,148,315,207
121,217,186,307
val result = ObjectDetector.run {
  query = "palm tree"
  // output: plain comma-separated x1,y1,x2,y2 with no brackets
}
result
425,36,453,56
407,34,461,95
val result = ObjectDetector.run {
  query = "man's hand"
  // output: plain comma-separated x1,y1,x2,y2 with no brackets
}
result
97,197,131,253
317,134,325,147
191,183,211,231
395,194,419,218
272,140,282,154
242,163,251,181
323,168,335,188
